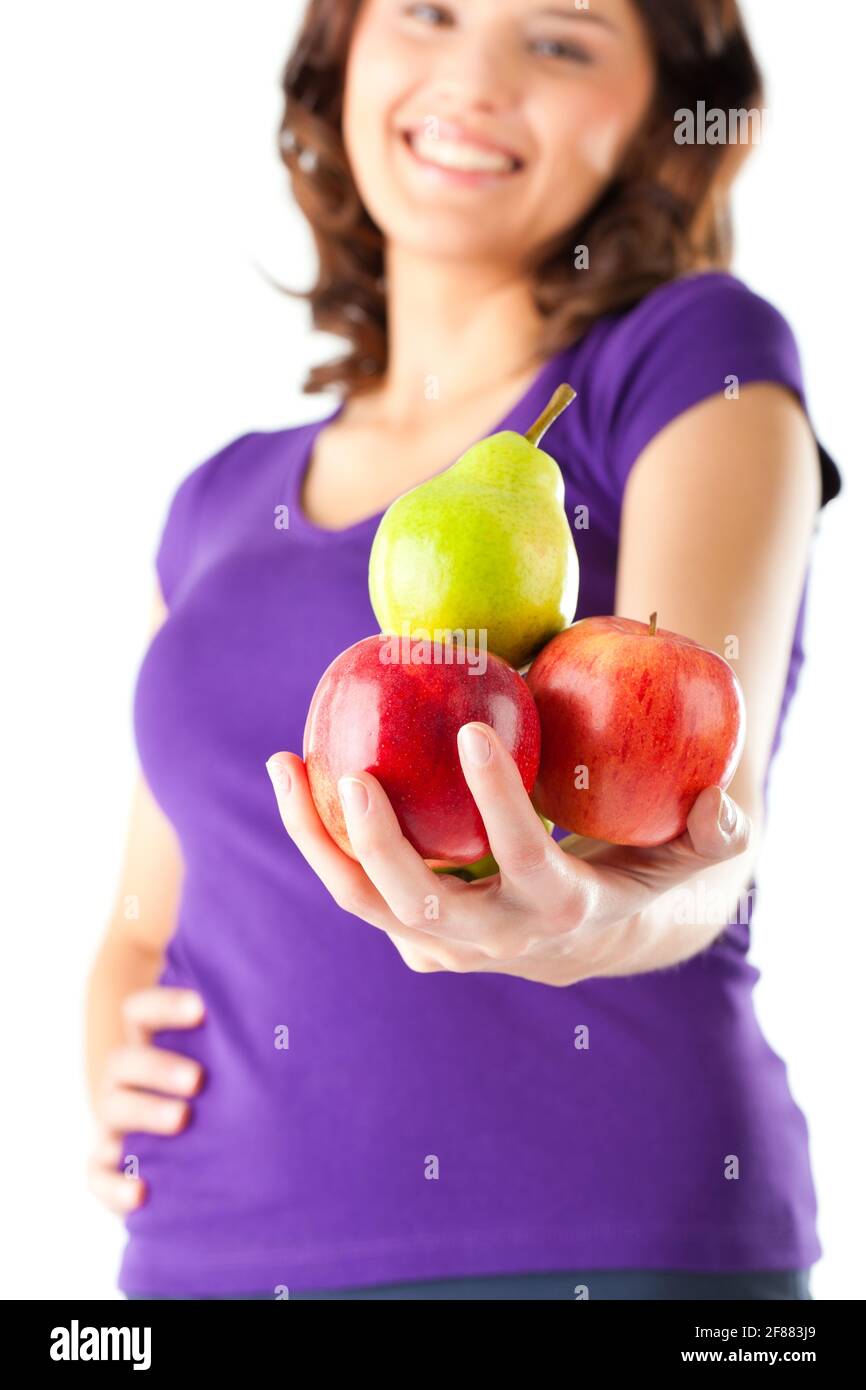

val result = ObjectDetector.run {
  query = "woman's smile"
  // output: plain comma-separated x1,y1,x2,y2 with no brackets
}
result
398,118,525,186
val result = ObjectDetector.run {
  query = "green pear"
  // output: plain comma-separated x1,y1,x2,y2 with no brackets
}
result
368,385,580,669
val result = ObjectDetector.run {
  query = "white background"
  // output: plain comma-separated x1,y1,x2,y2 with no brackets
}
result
1,1,863,1300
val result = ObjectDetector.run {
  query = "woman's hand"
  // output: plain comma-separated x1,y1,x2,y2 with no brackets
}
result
265,724,750,986
87,988,205,1213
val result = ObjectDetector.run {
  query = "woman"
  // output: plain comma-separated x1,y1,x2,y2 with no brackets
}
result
86,0,841,1300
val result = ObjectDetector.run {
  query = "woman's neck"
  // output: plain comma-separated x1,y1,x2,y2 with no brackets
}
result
360,243,549,428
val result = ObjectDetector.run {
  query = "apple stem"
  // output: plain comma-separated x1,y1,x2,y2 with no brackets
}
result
525,384,577,447
648,611,658,636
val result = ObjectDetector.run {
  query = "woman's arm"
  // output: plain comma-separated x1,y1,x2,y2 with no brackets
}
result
584,381,821,974
84,778,185,1113
84,587,182,1109
85,585,205,1212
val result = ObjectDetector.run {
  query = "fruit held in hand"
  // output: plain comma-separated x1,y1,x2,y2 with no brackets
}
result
303,635,541,865
368,385,580,669
526,614,745,847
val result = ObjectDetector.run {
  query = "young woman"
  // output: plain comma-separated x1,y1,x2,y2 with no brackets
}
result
86,0,842,1301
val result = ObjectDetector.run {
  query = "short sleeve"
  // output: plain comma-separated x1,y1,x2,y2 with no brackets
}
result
585,272,842,508
154,434,252,607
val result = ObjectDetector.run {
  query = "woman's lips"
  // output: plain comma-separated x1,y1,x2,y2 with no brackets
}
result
400,128,524,184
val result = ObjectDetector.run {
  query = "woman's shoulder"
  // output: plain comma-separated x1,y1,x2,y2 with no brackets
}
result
621,268,791,321
566,271,809,494
589,270,801,376
163,428,262,509
166,416,328,507
154,425,309,604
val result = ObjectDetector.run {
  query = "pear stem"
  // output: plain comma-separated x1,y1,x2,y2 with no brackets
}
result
648,611,658,636
525,384,577,447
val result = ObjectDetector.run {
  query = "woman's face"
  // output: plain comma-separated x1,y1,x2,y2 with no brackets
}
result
343,0,656,266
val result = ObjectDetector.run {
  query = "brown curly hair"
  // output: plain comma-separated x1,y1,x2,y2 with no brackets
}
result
277,0,763,398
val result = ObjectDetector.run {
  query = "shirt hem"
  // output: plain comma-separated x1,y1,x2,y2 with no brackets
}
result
118,1226,822,1298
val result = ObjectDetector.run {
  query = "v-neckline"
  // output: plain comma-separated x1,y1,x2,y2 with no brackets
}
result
286,345,574,544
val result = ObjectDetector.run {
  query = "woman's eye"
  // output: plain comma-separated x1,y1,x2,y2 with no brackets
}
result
403,2,451,25
530,37,593,64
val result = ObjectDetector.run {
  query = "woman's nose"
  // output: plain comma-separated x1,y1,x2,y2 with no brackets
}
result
424,38,521,115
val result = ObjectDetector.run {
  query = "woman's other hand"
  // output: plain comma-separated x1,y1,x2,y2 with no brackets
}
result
87,988,205,1213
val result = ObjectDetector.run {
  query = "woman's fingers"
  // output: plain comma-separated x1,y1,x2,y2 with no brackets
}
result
330,765,526,958
457,723,565,884
87,1162,146,1214
106,1044,203,1098
336,772,456,932
266,752,390,924
101,1086,191,1137
93,1130,124,1170
576,785,751,926
121,987,205,1046
267,751,497,960
332,732,566,960
87,1130,146,1213
89,994,210,1217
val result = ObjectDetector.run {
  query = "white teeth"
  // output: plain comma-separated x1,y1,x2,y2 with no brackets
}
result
408,132,516,174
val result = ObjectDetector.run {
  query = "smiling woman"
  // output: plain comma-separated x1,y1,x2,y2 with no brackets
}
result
89,0,841,1304
279,0,762,395
358,0,652,211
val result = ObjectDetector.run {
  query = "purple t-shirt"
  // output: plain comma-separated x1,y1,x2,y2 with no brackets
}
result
118,272,834,1296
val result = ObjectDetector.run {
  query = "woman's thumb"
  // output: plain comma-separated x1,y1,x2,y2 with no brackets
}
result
685,785,751,863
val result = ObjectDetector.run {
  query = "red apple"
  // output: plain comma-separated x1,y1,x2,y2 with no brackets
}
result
303,635,541,865
526,614,745,847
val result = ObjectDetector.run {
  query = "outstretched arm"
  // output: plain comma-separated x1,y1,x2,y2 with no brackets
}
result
266,382,820,986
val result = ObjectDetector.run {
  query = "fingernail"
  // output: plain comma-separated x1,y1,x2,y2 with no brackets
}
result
339,777,369,817
266,757,291,793
718,790,736,836
162,1100,187,1128
459,724,491,767
180,992,204,1022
